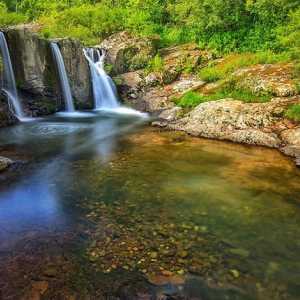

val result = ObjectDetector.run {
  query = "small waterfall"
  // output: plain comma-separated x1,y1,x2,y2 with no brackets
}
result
50,42,75,112
0,32,24,119
83,48,119,110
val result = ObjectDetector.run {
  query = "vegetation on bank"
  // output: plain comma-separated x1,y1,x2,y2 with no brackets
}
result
173,87,272,109
0,0,299,58
285,104,300,122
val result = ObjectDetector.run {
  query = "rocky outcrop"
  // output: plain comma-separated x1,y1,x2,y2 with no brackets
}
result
100,31,158,74
117,72,205,113
150,44,212,85
3,24,92,115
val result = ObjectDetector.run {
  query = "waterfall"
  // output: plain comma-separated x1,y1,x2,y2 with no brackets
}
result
83,48,119,110
0,32,24,119
50,42,75,112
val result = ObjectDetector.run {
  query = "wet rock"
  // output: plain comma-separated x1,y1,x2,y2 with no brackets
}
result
100,31,158,74
3,24,93,115
0,156,13,171
0,93,18,126
56,38,92,109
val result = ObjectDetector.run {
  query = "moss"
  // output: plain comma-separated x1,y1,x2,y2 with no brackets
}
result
285,104,300,122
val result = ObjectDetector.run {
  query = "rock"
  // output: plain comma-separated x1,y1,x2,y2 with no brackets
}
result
233,63,297,97
0,156,13,171
167,99,292,148
3,24,92,115
100,31,158,74
56,38,92,109
158,44,211,85
0,93,18,126
121,73,204,114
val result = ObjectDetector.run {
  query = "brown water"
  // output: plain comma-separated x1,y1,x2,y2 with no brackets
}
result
0,113,300,300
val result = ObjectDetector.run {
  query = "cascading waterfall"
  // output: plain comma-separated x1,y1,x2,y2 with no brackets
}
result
83,48,119,110
50,42,75,112
0,32,24,119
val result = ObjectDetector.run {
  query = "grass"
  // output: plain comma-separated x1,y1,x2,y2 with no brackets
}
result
198,51,291,83
285,104,300,122
173,88,272,109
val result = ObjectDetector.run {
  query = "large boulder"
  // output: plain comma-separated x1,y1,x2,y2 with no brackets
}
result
3,24,92,115
168,98,300,148
100,31,158,74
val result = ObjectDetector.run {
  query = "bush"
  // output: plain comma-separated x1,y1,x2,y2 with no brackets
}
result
0,2,27,27
285,104,300,122
146,54,164,74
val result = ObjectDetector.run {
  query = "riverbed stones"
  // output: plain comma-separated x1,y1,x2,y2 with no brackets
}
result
0,156,13,171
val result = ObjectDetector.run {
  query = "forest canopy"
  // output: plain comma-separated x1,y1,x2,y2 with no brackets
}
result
0,0,299,55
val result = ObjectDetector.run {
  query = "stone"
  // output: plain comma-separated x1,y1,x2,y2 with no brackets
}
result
233,63,298,97
3,24,93,116
0,156,13,172
168,99,284,148
100,31,158,74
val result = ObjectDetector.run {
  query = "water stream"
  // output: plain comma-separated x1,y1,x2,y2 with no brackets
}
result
0,32,24,119
0,114,299,299
83,48,119,110
50,42,75,112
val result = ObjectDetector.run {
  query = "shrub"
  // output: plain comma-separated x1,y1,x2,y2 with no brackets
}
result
285,104,300,122
145,54,164,74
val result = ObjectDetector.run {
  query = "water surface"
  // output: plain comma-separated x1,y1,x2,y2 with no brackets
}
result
0,114,299,300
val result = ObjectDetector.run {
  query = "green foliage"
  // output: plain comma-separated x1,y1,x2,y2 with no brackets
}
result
146,54,164,74
277,7,300,59
0,0,300,54
199,52,290,82
285,104,300,122
0,2,27,27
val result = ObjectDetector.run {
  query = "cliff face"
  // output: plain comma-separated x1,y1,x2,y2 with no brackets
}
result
2,24,92,116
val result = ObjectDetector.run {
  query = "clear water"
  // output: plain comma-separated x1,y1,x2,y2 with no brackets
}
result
0,32,24,119
0,115,300,299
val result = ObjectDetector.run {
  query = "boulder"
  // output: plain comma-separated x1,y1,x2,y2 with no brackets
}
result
100,31,158,74
232,63,298,97
167,98,295,148
0,156,13,172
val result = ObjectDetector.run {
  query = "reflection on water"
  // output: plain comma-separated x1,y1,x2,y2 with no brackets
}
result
0,115,300,299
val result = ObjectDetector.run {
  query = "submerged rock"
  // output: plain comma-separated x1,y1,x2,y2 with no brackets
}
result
0,156,13,171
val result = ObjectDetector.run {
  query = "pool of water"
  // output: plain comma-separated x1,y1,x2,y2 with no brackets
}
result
0,113,300,299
